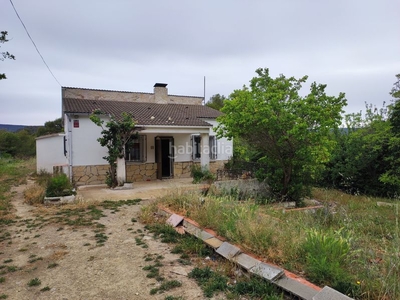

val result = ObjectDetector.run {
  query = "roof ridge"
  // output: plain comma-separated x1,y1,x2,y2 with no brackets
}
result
62,87,203,99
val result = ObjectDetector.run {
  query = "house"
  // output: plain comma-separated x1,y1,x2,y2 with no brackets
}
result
36,83,233,186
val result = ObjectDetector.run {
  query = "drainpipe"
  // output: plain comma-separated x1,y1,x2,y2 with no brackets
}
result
66,114,73,183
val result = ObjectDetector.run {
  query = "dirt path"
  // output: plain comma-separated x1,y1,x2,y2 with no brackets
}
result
0,182,224,300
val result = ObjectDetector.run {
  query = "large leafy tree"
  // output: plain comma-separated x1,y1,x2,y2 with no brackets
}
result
380,74,400,191
206,94,226,111
321,105,392,196
1,31,15,80
36,118,63,137
90,110,138,188
216,68,347,203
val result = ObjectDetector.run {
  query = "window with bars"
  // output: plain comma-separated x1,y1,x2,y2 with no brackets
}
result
125,135,147,162
191,135,217,160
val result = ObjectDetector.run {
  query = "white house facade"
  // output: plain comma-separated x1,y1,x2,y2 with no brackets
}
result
37,83,233,186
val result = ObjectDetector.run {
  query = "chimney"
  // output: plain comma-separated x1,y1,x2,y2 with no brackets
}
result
154,83,168,103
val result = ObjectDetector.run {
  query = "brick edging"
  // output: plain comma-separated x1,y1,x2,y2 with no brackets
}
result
157,205,353,300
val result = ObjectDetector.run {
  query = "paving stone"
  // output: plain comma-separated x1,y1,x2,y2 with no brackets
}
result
197,230,214,241
204,237,224,249
313,286,353,300
377,201,396,207
234,253,260,271
183,220,201,235
249,262,284,282
166,214,184,227
275,276,319,300
183,220,214,240
216,242,241,260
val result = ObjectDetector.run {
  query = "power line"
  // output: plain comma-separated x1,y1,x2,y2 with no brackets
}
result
9,0,62,86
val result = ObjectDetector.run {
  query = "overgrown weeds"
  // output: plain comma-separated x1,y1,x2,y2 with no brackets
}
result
154,187,400,299
0,157,35,216
190,164,215,184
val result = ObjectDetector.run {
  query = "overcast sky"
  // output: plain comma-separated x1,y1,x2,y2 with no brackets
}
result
1,0,399,125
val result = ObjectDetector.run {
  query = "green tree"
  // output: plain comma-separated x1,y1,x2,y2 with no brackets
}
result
216,68,347,203
205,94,226,111
1,31,15,80
322,110,392,196
36,118,63,137
0,129,35,157
90,110,138,188
380,74,400,192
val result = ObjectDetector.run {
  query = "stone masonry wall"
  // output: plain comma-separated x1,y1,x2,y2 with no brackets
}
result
73,160,228,186
63,88,203,105
72,165,109,186
174,162,199,178
126,163,157,182
174,160,227,179
209,160,226,174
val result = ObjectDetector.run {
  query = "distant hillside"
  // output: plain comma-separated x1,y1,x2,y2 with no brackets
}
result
0,124,40,133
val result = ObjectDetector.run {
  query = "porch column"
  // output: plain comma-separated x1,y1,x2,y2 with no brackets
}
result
116,157,126,185
200,132,210,170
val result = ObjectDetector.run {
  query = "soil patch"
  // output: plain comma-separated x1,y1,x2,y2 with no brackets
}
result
0,182,224,300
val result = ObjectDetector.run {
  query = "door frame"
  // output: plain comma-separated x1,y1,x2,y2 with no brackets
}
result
155,136,174,179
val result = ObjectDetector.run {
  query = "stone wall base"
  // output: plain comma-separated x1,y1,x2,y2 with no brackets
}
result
126,163,157,182
72,160,228,186
72,165,109,186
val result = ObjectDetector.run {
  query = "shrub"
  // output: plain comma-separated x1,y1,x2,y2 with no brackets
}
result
45,173,75,197
27,278,41,287
190,164,215,184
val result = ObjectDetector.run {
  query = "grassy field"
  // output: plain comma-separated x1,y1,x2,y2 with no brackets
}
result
149,187,400,299
0,157,35,217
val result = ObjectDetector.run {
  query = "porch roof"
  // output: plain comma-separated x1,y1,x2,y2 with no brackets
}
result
63,98,222,127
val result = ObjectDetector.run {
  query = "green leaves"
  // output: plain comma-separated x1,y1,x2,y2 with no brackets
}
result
216,68,347,203
90,110,137,187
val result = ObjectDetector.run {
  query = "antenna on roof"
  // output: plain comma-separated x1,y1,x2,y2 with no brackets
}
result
203,76,206,105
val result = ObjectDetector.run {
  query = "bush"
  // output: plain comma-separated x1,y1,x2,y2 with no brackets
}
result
190,164,215,184
45,173,75,197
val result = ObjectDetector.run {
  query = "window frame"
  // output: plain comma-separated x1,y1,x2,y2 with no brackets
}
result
125,135,147,163
191,134,217,161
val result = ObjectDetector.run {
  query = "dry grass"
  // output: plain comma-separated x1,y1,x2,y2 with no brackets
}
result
49,250,69,260
23,184,45,205
0,158,35,217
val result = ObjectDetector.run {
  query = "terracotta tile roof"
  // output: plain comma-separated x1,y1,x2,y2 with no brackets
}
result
63,98,222,127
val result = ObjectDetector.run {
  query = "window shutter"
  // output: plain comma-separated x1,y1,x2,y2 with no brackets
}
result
209,136,217,160
141,135,147,162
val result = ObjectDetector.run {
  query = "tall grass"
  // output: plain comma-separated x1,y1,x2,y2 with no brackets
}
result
156,187,400,299
0,157,35,217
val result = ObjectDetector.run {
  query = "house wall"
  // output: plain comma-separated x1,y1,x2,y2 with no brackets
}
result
36,134,67,173
69,116,108,166
203,119,233,161
66,116,231,185
63,87,203,105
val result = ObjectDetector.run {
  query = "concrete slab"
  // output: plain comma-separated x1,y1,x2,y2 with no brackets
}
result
275,276,319,300
183,220,202,235
249,262,284,282
204,237,224,249
377,201,397,207
166,214,184,227
198,230,214,241
216,242,241,260
183,221,214,240
234,253,260,271
313,286,353,300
